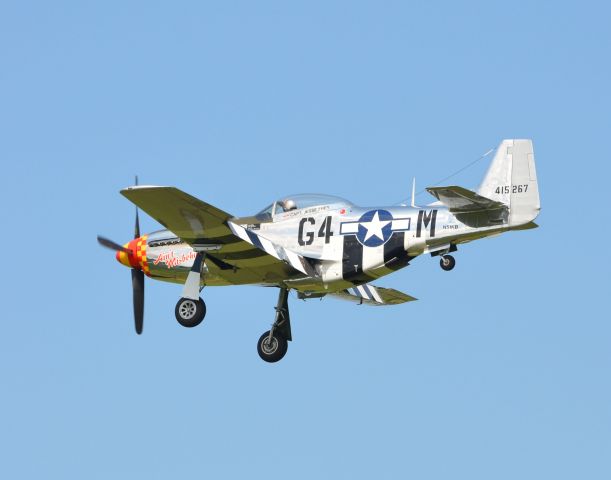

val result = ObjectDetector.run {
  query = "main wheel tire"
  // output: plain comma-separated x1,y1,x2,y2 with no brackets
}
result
440,255,456,271
257,330,288,363
175,297,206,327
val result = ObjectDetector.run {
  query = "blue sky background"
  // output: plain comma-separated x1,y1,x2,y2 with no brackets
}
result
1,1,609,478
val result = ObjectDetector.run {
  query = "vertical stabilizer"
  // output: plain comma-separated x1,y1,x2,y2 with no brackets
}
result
477,139,540,226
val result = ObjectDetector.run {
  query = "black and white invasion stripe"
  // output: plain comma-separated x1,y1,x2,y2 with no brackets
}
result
227,221,317,277
346,284,384,304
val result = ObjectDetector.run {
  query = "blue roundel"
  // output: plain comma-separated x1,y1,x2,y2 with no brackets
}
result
356,209,394,247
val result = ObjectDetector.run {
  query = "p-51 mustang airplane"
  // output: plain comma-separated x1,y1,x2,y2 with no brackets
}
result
98,139,540,362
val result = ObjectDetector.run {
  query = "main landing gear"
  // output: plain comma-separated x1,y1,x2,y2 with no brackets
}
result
257,287,292,363
175,252,207,328
175,297,206,327
440,254,456,271
175,251,292,362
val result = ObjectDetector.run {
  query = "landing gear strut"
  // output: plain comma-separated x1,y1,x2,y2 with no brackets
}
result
440,254,456,271
175,251,207,327
257,287,291,363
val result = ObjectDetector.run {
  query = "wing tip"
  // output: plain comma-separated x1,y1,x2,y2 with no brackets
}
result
121,185,168,193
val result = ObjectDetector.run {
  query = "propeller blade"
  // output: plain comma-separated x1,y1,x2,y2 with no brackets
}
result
131,268,144,335
134,175,140,239
135,208,140,239
97,235,130,253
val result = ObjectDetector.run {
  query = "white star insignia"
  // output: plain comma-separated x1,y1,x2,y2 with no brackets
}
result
362,211,390,242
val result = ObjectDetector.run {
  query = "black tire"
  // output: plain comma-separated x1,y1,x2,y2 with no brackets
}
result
175,297,206,327
440,255,456,271
257,330,288,363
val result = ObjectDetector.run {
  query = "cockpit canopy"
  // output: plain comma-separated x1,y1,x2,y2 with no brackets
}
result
256,193,352,220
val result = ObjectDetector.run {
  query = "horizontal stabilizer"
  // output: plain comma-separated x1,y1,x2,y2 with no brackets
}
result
331,284,417,306
426,186,506,213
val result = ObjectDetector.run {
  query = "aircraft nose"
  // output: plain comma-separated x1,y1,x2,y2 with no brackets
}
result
114,236,149,274
115,242,133,268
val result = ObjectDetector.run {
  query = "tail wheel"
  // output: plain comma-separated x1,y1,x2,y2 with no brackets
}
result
440,255,456,271
257,331,288,363
175,297,206,327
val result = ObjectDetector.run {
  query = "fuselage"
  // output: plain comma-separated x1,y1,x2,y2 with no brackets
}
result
116,194,510,295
